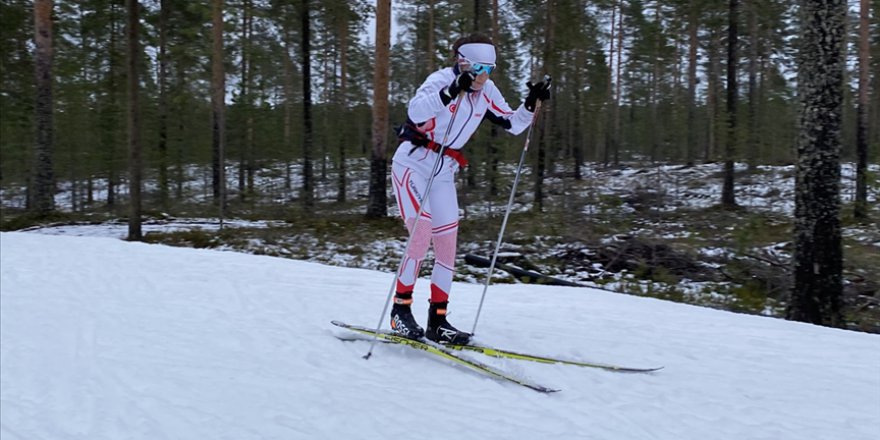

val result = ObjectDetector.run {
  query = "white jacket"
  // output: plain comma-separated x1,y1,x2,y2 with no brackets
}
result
392,67,535,180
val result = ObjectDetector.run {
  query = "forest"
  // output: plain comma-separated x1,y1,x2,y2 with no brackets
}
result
1,0,878,331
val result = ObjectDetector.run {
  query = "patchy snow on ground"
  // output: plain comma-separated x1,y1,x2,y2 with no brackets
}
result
16,218,286,239
2,232,878,439
575,162,880,216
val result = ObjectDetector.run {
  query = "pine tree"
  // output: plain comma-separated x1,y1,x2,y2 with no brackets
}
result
300,0,314,208
367,0,391,218
211,0,226,214
33,0,55,215
854,0,870,220
788,0,846,327
126,0,142,240
721,0,738,209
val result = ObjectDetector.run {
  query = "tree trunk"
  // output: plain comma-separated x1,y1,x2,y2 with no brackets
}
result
707,29,719,163
174,63,185,200
32,0,55,215
686,2,698,166
428,0,436,72
573,45,584,180
604,3,616,167
854,0,869,220
788,0,846,327
301,0,315,208
283,28,295,192
474,0,481,30
650,4,661,162
107,3,120,209
747,0,759,168
367,0,390,218
238,0,256,200
533,0,557,213
337,9,349,203
127,0,142,241
721,0,738,209
211,0,227,216
157,0,169,210
613,1,623,166
487,0,500,195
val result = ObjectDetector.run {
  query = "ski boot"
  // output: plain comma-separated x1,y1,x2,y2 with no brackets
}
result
426,301,472,345
389,292,424,339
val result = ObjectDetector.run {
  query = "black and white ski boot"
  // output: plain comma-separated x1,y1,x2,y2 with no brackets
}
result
426,301,472,345
389,292,424,339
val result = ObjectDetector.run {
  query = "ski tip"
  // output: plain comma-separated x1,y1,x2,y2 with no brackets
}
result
619,366,664,373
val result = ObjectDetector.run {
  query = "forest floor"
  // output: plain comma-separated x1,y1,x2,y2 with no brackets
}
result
2,159,879,332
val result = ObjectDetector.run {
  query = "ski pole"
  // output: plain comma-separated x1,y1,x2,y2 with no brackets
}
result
364,92,466,360
471,75,550,336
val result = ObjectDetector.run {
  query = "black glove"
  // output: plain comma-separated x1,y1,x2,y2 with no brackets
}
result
396,122,429,147
441,70,476,105
524,78,551,112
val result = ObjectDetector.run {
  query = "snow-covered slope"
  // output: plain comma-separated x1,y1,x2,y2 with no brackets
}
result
1,232,878,439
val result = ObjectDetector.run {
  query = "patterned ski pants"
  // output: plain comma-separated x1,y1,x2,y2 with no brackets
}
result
391,161,459,303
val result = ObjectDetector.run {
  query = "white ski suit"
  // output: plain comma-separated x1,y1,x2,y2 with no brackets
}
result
391,66,536,302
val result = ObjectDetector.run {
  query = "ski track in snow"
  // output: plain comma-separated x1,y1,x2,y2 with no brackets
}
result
1,232,878,439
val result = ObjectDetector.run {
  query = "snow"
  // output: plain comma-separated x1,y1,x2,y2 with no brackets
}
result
1,232,879,439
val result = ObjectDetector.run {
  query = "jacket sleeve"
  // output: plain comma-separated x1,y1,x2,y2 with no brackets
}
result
407,70,451,124
485,83,534,136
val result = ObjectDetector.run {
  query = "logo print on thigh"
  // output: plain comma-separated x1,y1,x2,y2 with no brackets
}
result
408,179,423,203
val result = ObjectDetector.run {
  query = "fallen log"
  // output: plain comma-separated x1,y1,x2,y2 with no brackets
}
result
464,254,584,287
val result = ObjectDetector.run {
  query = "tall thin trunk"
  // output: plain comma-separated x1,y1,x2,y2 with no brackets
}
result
474,0,481,30
788,0,846,327
32,0,55,215
854,0,870,219
320,24,330,181
686,2,698,166
604,3,616,166
573,46,583,180
707,30,718,163
245,2,255,196
487,0,500,196
650,4,661,162
534,0,556,212
427,0,436,72
127,0,142,241
337,11,349,203
301,0,315,208
283,29,294,192
157,0,169,209
107,3,119,209
747,0,759,168
211,0,227,216
367,0,390,217
721,0,738,208
613,0,623,166
174,63,185,200
239,0,251,198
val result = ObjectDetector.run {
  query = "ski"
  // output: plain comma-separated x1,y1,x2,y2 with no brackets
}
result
444,342,663,373
333,320,662,373
331,321,559,393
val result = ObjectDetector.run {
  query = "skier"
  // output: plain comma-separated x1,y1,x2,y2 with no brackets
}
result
389,33,551,344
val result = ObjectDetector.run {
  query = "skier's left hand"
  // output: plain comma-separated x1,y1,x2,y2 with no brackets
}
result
524,78,551,112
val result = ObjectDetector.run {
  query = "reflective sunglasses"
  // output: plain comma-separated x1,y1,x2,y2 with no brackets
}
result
458,54,495,75
470,62,495,75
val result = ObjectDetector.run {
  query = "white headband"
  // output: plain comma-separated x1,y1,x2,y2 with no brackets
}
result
457,43,496,65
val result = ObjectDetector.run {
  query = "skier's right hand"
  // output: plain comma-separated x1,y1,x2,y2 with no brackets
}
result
445,70,475,99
